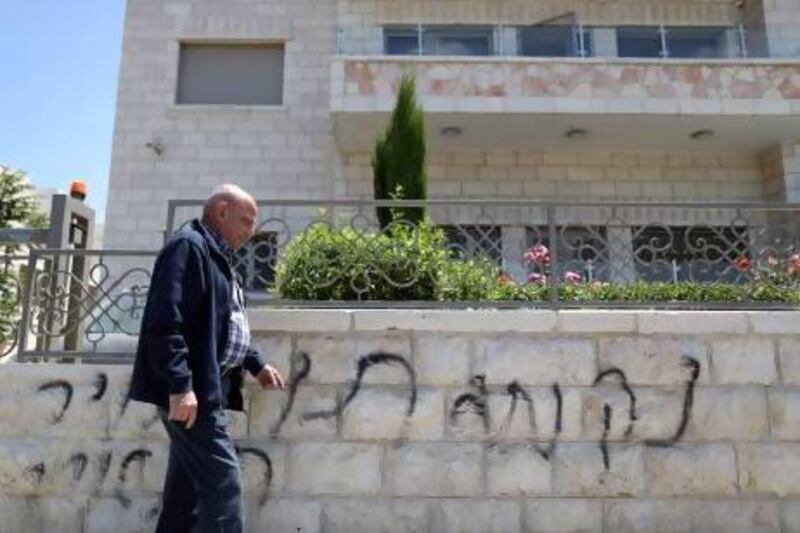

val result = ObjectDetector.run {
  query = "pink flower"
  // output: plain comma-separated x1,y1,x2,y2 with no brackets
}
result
524,244,551,266
564,271,582,285
768,256,779,267
527,272,547,284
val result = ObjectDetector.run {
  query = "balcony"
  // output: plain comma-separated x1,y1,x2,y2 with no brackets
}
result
330,24,800,153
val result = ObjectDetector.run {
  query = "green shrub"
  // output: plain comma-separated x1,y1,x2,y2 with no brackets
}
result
273,224,800,305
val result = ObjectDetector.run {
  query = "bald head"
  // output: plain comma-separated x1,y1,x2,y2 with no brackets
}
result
202,184,258,250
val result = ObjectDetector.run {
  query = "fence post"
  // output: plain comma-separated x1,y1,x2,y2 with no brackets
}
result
547,205,559,309
17,249,39,357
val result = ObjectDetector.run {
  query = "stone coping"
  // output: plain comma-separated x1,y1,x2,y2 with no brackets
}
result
247,308,800,335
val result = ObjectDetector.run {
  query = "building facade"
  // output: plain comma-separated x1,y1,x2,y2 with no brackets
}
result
106,0,800,257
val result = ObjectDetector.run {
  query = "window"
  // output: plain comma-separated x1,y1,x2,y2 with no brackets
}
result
177,43,284,105
385,28,420,55
632,225,748,282
519,26,593,57
617,27,664,58
440,225,502,262
384,26,493,56
666,27,730,58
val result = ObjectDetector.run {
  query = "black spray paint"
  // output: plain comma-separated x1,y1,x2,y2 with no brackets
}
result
271,351,311,436
37,380,73,423
450,374,490,432
646,356,700,448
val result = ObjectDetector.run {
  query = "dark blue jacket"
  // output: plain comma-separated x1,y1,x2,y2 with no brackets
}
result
129,219,265,412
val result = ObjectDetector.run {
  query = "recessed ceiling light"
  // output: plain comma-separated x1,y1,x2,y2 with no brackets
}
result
690,129,715,140
564,127,588,139
440,126,463,138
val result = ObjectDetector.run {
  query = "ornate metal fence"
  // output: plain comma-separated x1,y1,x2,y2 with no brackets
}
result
11,250,155,363
166,199,800,307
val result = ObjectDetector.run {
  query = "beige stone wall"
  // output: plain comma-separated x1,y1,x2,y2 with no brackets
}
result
105,0,338,250
340,149,764,201
2,309,800,532
760,141,800,201
338,0,738,27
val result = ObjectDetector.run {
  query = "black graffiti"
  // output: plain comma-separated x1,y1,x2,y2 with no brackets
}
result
594,368,637,437
451,374,490,432
271,351,311,436
37,380,73,423
600,404,612,470
24,463,46,485
303,352,416,422
235,446,273,505
118,449,152,483
646,356,701,448
68,452,88,482
98,450,113,484
501,381,562,460
91,372,108,402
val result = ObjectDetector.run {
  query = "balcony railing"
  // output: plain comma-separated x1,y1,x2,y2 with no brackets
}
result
336,23,800,60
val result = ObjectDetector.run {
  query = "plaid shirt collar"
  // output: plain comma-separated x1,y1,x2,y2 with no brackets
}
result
200,220,234,262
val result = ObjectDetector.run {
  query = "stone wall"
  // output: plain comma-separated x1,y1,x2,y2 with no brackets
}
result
339,149,764,201
2,309,800,532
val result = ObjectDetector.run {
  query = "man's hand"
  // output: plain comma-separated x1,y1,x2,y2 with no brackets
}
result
168,390,198,429
256,364,286,390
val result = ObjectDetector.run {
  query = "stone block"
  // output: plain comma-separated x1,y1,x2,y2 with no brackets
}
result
352,310,557,333
645,444,737,496
556,311,637,333
414,334,473,386
582,387,683,442
739,443,800,496
554,444,645,497
688,387,769,440
0,364,117,439
604,499,693,533
638,311,748,334
768,389,800,440
248,386,338,440
711,338,777,385
287,443,382,496
321,500,429,533
248,309,351,332
524,498,602,532
486,444,552,496
85,497,161,533
690,500,780,532
108,399,167,441
430,499,521,533
475,338,596,386
246,499,321,533
783,501,800,533
778,338,800,385
0,496,86,533
294,335,413,385
341,388,444,441
386,443,483,497
749,312,800,334
599,337,709,386
249,334,293,377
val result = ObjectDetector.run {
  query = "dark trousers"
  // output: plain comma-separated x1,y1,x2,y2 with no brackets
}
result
155,408,243,533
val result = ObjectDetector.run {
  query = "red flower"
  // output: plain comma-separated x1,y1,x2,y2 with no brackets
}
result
498,273,514,286
734,255,751,272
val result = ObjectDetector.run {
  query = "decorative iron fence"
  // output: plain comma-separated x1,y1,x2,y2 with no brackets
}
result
166,199,800,306
10,250,155,363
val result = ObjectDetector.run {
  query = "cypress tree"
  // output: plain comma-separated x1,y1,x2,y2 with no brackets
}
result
372,73,427,228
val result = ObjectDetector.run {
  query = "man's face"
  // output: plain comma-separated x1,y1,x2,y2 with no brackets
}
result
217,199,257,251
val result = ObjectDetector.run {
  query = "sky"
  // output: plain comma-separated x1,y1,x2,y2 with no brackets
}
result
0,1,126,222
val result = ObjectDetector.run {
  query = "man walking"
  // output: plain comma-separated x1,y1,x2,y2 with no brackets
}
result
129,184,285,532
